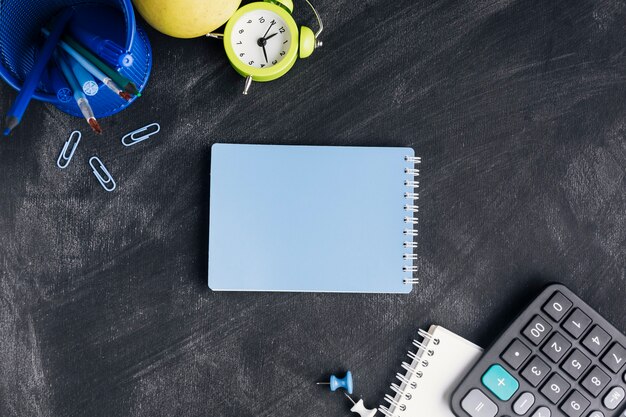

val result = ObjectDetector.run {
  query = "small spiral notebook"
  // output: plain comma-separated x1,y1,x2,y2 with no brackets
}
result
208,143,421,293
379,326,483,417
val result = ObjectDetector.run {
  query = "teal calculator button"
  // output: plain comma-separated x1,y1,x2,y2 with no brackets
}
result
481,364,520,401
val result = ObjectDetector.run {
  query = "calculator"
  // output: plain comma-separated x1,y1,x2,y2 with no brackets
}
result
451,283,626,417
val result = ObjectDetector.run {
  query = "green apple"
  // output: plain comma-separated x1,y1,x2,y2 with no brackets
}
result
133,0,242,38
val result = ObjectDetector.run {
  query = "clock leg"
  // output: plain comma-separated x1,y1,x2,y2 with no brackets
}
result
242,75,253,95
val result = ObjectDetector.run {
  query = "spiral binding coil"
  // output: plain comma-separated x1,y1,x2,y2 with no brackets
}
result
379,328,441,417
403,155,420,286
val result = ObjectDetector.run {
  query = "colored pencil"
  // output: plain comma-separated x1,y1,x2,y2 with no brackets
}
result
55,51,102,134
3,9,74,136
62,33,139,97
42,28,131,101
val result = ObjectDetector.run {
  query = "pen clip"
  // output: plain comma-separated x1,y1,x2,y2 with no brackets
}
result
89,156,116,192
121,123,160,147
56,130,81,169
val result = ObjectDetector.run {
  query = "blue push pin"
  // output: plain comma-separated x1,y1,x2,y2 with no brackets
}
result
317,371,353,394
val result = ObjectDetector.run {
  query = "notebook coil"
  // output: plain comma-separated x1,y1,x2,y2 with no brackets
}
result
403,154,420,286
380,328,437,417
419,328,440,345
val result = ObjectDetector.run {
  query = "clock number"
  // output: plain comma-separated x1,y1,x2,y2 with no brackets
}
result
236,41,243,45
279,51,286,56
271,19,276,25
260,64,265,68
239,53,245,57
248,60,254,65
239,29,244,34
247,19,252,23
272,60,277,65
259,17,265,23
279,27,285,33
283,40,288,44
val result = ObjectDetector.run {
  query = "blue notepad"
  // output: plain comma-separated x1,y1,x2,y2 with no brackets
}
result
208,144,420,293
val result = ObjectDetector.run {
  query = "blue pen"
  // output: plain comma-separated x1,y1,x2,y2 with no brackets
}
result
3,8,74,136
67,54,99,96
69,25,134,68
55,51,102,134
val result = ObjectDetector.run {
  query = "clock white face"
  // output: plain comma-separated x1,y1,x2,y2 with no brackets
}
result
230,10,292,69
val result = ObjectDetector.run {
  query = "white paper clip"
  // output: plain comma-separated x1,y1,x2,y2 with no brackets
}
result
121,123,160,147
89,156,116,192
56,131,81,169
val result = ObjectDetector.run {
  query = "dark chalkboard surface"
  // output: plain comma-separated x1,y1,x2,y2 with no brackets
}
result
1,1,624,416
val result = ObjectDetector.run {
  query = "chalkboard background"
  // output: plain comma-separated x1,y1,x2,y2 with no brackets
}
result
1,0,625,416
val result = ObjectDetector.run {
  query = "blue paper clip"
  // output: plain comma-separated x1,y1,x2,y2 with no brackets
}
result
121,123,160,147
89,156,116,192
56,130,81,169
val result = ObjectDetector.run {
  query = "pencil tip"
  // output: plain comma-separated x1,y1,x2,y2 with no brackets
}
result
4,116,19,136
124,83,140,96
88,118,102,135
119,91,132,101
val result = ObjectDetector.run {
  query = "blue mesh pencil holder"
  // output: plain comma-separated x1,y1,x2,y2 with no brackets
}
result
0,0,151,118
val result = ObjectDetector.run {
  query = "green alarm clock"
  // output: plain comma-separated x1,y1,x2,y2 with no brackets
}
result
208,0,323,94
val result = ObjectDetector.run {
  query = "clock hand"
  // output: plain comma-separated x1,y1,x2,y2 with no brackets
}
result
262,44,268,63
265,33,278,41
263,22,275,39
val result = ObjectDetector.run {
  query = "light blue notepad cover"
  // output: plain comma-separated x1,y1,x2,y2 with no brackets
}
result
208,144,418,293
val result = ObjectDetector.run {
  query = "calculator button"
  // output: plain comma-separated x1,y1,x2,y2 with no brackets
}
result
461,389,498,417
601,343,626,373
602,386,624,410
540,373,570,404
563,309,592,339
561,349,592,380
513,392,535,415
560,390,590,417
531,406,551,417
481,364,520,401
582,325,611,356
542,292,573,322
541,332,572,363
522,356,551,387
587,411,604,417
602,387,626,410
523,316,553,346
502,339,532,370
581,366,611,397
